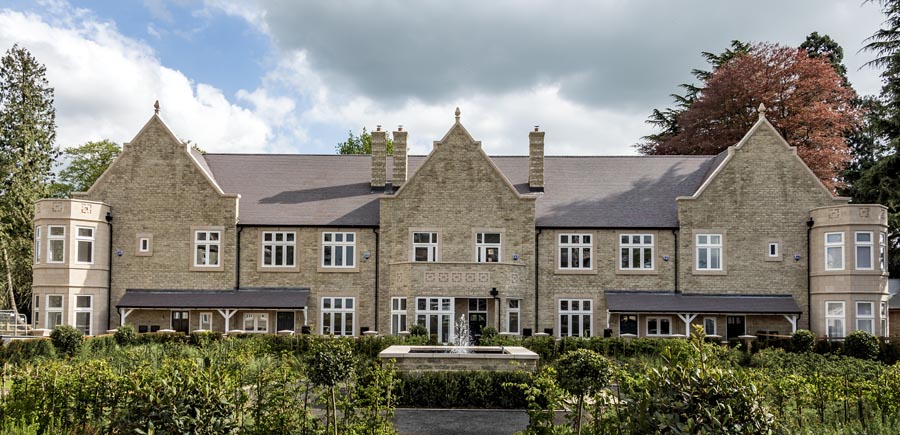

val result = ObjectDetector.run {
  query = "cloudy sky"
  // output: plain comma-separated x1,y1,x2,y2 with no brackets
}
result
0,0,889,156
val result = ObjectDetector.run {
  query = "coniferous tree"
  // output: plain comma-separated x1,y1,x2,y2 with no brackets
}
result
49,140,120,198
0,44,58,312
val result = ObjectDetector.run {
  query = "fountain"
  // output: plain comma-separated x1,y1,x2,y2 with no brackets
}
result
451,314,472,353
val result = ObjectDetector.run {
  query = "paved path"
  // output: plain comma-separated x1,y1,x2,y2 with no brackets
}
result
393,409,528,435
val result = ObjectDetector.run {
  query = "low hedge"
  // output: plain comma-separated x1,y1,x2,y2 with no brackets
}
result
0,338,55,364
396,370,529,408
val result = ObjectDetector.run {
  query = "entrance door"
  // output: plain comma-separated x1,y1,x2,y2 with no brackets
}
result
726,315,745,340
468,298,488,340
172,311,189,333
276,311,295,332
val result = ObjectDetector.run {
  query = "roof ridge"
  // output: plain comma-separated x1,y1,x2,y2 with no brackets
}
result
205,153,715,159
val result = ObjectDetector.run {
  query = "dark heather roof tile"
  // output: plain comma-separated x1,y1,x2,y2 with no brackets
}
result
117,288,310,309
204,154,718,227
605,291,802,314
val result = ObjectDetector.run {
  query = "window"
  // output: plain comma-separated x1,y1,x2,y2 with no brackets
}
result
558,299,592,337
507,299,521,334
826,301,845,338
199,312,212,330
391,297,407,335
856,301,874,334
703,317,717,335
881,232,888,272
262,231,296,267
619,314,637,335
74,295,92,335
75,227,94,264
243,313,269,333
882,302,888,337
825,232,844,271
34,227,41,264
415,297,453,343
322,232,355,268
476,232,501,263
32,295,39,328
47,226,65,263
856,232,874,270
412,232,438,262
768,242,779,258
321,297,355,336
139,238,150,252
46,294,63,329
696,234,722,271
558,234,592,270
620,234,654,270
646,317,672,336
194,230,221,267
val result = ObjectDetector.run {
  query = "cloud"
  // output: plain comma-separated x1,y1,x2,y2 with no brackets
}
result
0,6,275,153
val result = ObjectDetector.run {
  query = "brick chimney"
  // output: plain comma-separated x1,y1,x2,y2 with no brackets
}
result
371,125,387,192
392,125,408,189
529,126,545,193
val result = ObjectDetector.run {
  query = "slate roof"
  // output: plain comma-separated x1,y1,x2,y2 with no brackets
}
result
605,291,802,314
889,279,900,310
117,288,310,309
203,153,719,228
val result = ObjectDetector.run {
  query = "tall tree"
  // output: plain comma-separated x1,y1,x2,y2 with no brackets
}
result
49,139,120,198
0,45,58,312
335,127,393,155
638,43,859,192
801,32,850,86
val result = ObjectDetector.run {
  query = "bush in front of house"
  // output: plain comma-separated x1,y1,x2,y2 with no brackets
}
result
50,325,84,357
791,329,816,353
113,324,138,346
845,330,880,360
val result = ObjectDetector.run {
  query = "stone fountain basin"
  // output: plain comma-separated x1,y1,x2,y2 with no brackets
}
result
379,345,539,372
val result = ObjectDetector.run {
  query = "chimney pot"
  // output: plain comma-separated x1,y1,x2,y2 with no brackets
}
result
376,125,382,132
534,125,539,132
370,128,387,191
398,125,403,132
392,126,409,190
529,127,545,193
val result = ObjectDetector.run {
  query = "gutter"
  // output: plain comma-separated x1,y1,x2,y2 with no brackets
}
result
373,228,380,331
534,229,541,332
673,229,679,293
807,217,814,330
105,212,113,329
235,226,243,290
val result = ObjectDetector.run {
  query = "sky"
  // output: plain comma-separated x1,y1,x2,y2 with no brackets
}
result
0,0,890,156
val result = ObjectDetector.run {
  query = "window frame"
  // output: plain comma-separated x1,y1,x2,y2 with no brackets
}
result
825,232,844,271
199,311,213,330
261,231,297,268
619,314,638,336
415,297,454,343
619,233,654,270
768,242,779,258
881,302,889,337
46,294,64,330
47,225,66,264
825,301,845,338
321,232,356,269
391,297,408,335
855,231,874,271
32,295,40,328
321,297,355,336
242,312,269,333
34,226,41,264
507,299,521,334
411,231,438,262
75,226,95,265
558,233,593,271
74,295,92,336
193,229,222,268
475,232,502,263
695,233,723,271
856,301,875,334
558,299,592,337
703,317,717,336
880,232,888,272
646,316,672,337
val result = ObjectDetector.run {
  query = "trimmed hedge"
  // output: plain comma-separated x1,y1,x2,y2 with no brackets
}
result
396,370,529,408
0,338,55,364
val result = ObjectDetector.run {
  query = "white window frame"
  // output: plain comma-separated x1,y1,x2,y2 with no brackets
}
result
476,232,501,263
703,317,717,335
194,230,221,267
558,299,592,337
768,242,779,258
32,295,39,328
139,237,151,253
46,294,63,329
507,299,521,334
880,232,888,272
74,295,92,336
646,316,672,337
34,226,41,264
695,233,723,271
322,232,356,268
620,234,654,270
412,232,438,262
825,301,845,338
321,297,355,336
881,302,888,337
415,297,454,343
856,301,875,334
199,311,213,330
558,233,592,270
391,297,407,335
242,312,269,333
261,231,296,268
47,225,66,264
855,232,874,271
75,226,95,265
825,232,844,271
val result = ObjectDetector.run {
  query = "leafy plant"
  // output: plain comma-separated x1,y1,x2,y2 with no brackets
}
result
50,325,84,357
792,329,816,353
114,325,137,346
555,349,613,435
307,338,355,435
845,331,880,361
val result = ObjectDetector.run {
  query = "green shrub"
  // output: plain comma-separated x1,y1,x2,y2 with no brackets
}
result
791,329,816,353
556,349,614,434
408,323,428,337
189,330,223,346
113,325,137,346
50,325,84,357
0,338,55,364
845,330,879,360
397,370,529,408
84,335,118,357
480,326,498,341
135,331,189,345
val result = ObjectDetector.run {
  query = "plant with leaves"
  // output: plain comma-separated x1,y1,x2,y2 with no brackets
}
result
49,139,120,198
49,324,83,357
791,329,816,353
307,338,356,435
845,330,880,361
335,127,394,154
0,44,58,314
555,349,613,435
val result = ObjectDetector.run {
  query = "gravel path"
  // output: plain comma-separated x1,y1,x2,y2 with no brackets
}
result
393,409,528,435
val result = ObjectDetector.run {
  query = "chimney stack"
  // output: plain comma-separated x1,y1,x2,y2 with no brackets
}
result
392,125,408,190
371,125,387,192
529,126,545,193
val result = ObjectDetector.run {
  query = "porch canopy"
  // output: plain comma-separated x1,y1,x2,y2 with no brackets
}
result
116,287,310,330
604,291,802,335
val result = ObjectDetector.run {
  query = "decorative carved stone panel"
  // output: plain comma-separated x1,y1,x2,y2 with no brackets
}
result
858,207,870,219
827,208,840,220
51,202,64,213
80,203,93,215
423,271,491,287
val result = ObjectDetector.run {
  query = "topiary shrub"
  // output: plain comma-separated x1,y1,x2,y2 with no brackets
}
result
791,329,816,353
479,326,498,342
845,330,879,360
50,325,84,357
408,323,428,337
555,349,614,435
114,325,138,346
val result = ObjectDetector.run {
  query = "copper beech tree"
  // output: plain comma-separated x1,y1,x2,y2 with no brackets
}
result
638,43,860,191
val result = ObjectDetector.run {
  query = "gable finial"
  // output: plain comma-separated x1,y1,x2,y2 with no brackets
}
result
455,107,461,121
757,102,766,120
154,100,160,115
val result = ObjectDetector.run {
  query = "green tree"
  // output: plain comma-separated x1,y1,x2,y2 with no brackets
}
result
49,139,120,198
801,31,850,86
307,338,355,435
0,44,58,313
335,127,394,155
556,349,614,435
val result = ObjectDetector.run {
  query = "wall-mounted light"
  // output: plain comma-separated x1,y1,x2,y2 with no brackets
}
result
363,251,371,260
512,253,519,261
663,255,670,262
489,287,499,298
793,254,802,261
116,249,123,257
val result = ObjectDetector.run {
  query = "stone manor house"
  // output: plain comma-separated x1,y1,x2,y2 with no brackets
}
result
30,106,890,342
